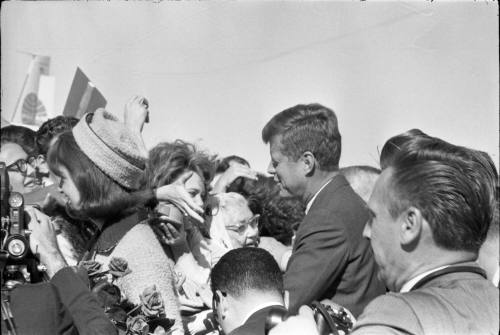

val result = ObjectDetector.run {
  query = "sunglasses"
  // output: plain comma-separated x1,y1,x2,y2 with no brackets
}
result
6,159,28,174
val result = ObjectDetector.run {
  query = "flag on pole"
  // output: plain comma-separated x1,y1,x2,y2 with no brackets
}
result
62,67,106,118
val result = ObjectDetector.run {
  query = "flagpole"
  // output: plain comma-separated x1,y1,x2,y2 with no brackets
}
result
10,56,35,122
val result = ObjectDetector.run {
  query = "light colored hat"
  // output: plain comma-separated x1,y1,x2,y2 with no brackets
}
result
72,108,146,190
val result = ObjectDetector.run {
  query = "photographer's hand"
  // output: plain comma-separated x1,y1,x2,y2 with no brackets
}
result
211,163,258,194
26,207,67,278
269,306,319,335
155,172,204,224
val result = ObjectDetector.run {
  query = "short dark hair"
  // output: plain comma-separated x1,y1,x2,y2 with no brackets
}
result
0,125,37,156
262,104,341,171
386,137,498,253
215,155,250,174
379,129,430,170
36,116,79,155
47,131,149,222
210,247,283,297
146,140,215,201
227,175,303,245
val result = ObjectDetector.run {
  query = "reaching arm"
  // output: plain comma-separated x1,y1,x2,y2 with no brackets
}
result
51,267,118,335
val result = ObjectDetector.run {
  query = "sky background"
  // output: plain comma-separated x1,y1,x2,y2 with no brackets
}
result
1,1,498,172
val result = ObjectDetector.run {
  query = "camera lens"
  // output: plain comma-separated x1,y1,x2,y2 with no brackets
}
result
8,238,26,257
6,235,29,259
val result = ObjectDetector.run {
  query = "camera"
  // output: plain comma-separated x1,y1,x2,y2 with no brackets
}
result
265,301,355,335
1,162,44,289
154,202,185,228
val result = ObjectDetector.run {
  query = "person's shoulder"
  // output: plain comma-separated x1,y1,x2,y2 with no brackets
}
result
122,221,157,241
353,293,423,335
114,222,164,256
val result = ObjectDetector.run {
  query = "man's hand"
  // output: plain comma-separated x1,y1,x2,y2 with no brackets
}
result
155,172,204,224
269,306,319,335
124,95,149,134
212,163,258,194
26,206,67,277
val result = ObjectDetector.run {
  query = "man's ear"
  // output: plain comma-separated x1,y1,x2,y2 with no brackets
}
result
400,206,423,251
301,151,316,176
216,290,228,318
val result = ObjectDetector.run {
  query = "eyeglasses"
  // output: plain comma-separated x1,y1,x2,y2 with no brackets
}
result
225,214,260,234
6,159,28,174
27,154,46,166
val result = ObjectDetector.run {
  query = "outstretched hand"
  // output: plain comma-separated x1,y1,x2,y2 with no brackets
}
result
212,162,258,194
155,172,204,224
124,95,149,134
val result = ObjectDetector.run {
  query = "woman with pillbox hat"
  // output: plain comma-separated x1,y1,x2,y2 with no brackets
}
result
26,96,203,335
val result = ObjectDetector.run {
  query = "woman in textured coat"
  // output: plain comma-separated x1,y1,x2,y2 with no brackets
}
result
30,102,203,335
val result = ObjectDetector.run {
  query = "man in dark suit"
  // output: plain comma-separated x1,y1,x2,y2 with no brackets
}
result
210,247,286,335
261,103,385,316
269,135,499,335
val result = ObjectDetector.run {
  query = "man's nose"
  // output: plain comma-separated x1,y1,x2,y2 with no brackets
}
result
362,222,371,239
267,162,275,175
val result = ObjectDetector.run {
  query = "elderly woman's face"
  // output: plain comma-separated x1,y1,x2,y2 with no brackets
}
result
224,205,260,248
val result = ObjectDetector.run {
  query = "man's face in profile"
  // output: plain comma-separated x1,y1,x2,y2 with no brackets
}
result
267,136,304,197
363,168,404,291
0,142,33,193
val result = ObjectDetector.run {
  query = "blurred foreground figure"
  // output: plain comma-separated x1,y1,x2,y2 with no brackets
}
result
211,248,285,335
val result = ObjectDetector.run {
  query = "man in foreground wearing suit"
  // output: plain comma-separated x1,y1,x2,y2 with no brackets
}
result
269,136,499,335
262,103,385,317
210,247,286,335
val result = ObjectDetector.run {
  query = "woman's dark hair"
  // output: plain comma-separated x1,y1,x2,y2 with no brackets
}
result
215,155,250,174
147,140,215,201
47,131,151,223
36,116,79,155
1,125,37,156
227,175,304,246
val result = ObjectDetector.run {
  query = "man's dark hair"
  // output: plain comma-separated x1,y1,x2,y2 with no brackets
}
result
387,137,498,253
211,247,283,298
0,125,37,156
215,155,250,174
379,128,430,170
36,116,79,155
259,196,304,246
262,103,341,171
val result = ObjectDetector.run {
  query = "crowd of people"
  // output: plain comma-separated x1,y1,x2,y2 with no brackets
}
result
0,97,498,335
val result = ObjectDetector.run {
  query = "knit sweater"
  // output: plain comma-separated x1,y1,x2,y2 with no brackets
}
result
94,223,183,335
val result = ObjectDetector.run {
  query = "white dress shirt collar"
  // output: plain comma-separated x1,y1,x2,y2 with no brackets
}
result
305,178,334,214
399,265,451,293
